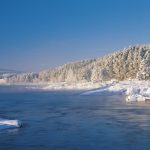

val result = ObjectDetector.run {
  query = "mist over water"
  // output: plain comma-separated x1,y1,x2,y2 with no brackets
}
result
0,86,150,150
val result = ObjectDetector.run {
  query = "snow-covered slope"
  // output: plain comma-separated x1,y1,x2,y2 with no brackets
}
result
5,45,150,84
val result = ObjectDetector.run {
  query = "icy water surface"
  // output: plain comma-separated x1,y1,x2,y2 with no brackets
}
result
0,86,150,150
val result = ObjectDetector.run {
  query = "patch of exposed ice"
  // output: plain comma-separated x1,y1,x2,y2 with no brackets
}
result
0,119,22,130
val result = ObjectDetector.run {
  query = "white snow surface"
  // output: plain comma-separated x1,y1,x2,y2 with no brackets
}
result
42,82,101,90
0,119,22,130
82,80,150,102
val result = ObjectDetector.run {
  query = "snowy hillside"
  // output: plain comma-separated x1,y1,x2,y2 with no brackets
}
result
5,45,150,84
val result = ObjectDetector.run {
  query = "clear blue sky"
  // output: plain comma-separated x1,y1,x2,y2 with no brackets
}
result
0,0,150,71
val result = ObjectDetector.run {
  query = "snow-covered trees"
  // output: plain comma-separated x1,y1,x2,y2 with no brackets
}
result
136,50,150,80
6,45,150,84
6,73,38,83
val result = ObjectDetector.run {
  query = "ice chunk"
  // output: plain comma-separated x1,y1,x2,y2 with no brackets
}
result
0,119,22,130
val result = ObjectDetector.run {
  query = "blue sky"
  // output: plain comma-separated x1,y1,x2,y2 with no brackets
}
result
0,0,150,71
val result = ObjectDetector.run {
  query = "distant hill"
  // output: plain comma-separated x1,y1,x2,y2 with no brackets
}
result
0,69,22,79
0,69,21,74
5,45,150,83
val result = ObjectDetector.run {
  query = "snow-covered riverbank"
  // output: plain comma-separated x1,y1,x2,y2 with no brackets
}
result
0,81,102,90
1,79,150,102
28,80,150,102
82,80,150,102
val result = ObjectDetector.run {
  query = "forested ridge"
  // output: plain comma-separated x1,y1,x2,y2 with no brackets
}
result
6,45,150,83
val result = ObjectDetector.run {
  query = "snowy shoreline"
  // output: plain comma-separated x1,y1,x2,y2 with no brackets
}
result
82,80,150,102
1,79,150,102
